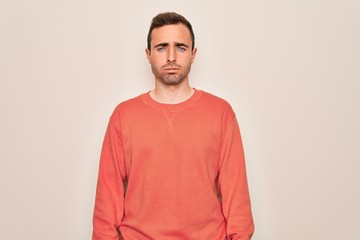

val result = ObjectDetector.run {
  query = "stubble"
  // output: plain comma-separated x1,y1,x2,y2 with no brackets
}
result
153,64,192,86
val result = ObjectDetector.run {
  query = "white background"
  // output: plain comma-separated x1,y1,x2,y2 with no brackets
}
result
1,0,359,239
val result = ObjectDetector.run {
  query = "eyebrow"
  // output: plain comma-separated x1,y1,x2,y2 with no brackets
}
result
153,42,190,48
175,42,189,48
154,43,169,48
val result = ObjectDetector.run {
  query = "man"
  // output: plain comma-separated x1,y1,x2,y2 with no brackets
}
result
93,12,254,240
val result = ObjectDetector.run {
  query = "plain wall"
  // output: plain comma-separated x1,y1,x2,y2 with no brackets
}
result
1,0,359,239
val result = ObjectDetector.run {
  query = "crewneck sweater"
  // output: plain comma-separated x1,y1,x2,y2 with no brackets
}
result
93,89,254,240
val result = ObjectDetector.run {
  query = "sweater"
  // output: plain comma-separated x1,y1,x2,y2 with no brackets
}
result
92,89,254,240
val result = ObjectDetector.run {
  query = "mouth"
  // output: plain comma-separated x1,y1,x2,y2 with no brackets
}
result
163,68,180,74
164,67,179,71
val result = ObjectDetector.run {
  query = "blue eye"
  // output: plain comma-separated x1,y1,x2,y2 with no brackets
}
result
157,47,166,52
177,46,186,52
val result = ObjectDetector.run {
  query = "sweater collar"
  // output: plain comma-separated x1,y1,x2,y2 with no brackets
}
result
142,88,202,111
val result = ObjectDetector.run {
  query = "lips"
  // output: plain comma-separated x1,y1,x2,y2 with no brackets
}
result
163,63,181,70
164,68,179,71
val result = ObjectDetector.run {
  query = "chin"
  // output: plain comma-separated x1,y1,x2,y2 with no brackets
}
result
160,75,185,85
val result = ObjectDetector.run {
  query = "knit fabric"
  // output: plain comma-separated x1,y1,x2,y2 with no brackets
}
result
93,89,254,240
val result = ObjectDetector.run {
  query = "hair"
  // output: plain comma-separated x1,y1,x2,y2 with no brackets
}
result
147,12,195,51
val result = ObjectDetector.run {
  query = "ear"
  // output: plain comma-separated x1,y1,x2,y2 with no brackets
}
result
191,47,197,63
145,48,151,63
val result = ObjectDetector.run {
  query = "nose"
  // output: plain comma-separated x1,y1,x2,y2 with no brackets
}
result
167,47,176,63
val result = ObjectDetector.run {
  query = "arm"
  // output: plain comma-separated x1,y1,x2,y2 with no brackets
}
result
92,111,127,240
218,117,255,240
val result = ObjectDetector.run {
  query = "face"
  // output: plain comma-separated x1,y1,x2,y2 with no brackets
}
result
146,24,197,86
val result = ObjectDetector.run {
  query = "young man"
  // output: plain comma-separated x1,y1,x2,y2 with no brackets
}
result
92,12,254,240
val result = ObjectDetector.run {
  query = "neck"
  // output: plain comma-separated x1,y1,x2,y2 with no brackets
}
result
150,79,194,104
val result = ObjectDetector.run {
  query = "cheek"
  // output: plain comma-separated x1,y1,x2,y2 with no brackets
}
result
151,59,161,68
149,58,163,71
151,55,164,65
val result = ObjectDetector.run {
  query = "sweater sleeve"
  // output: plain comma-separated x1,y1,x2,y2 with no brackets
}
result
92,110,127,240
218,114,255,240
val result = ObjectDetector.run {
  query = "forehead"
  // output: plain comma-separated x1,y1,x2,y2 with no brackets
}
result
150,24,192,45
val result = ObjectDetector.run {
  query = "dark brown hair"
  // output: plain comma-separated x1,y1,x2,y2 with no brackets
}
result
147,12,195,51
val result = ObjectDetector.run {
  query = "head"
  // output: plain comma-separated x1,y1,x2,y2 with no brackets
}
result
147,12,195,51
146,12,197,86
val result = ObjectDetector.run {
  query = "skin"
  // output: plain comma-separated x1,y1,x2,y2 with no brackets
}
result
146,23,197,103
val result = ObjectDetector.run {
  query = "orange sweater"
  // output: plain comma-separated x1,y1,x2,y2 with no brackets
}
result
93,90,254,240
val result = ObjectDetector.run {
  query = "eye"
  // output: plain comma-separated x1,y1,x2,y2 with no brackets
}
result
157,47,166,52
177,46,186,52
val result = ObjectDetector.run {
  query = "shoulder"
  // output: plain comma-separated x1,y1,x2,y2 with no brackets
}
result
197,90,236,123
113,93,146,112
198,90,234,114
109,93,147,122
199,91,232,108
